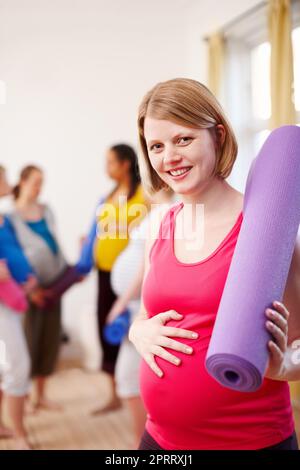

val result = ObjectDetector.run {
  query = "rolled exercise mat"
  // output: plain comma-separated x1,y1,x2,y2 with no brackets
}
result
0,278,28,313
75,220,97,275
103,309,131,345
76,196,105,275
42,265,82,310
205,125,300,392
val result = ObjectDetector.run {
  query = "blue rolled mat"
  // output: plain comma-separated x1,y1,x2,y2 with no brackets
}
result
103,309,131,345
76,196,105,275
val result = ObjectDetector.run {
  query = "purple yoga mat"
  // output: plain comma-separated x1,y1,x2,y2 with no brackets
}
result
205,125,300,392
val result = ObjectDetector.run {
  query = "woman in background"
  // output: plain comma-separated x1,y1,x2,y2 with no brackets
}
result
0,165,34,449
108,188,174,447
80,144,148,413
10,165,67,412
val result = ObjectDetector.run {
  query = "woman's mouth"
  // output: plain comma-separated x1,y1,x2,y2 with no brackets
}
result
167,166,192,180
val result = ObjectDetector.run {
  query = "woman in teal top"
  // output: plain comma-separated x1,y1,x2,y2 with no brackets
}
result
26,219,58,255
11,165,67,412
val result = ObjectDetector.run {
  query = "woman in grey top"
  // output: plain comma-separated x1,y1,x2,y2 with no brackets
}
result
10,165,67,412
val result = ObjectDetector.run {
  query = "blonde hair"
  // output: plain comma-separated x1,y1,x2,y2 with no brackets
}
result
137,78,238,194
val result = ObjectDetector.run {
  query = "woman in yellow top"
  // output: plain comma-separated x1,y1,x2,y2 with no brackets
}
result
93,144,148,412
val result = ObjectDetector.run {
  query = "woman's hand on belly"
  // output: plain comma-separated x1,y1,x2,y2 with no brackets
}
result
128,309,199,378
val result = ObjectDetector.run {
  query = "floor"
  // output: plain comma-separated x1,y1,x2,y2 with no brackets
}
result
0,366,134,450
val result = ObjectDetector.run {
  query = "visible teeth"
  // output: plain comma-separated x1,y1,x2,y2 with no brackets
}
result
169,168,191,176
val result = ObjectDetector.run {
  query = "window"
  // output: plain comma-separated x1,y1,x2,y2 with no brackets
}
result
223,0,300,192
251,26,300,155
293,26,300,113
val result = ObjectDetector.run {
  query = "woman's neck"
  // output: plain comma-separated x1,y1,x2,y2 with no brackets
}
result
117,177,132,194
181,178,235,212
152,191,174,207
15,196,36,210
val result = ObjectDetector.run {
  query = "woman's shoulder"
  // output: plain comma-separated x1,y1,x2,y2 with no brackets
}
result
224,189,244,220
41,202,58,218
10,202,47,220
232,192,244,219
1,213,12,227
41,204,58,230
40,202,51,213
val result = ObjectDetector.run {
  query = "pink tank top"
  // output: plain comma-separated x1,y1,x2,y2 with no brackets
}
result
140,202,294,450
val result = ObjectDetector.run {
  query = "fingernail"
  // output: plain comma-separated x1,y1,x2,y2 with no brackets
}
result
192,333,198,338
186,347,193,353
174,358,181,365
266,321,273,328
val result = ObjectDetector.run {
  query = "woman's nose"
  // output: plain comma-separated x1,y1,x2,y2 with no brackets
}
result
163,145,182,166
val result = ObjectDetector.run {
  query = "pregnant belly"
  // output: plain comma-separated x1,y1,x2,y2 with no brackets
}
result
139,315,293,449
139,316,248,428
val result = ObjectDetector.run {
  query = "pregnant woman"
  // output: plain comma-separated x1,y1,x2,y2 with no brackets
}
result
129,78,300,450
10,165,67,412
108,188,174,447
80,144,148,413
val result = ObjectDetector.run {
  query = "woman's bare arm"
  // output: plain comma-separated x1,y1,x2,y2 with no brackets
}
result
106,261,145,324
279,236,300,381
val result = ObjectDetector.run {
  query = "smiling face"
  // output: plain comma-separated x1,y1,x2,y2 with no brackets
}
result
144,117,223,197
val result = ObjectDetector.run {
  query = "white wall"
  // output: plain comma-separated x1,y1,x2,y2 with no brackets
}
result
0,0,262,367
185,0,264,191
185,0,262,81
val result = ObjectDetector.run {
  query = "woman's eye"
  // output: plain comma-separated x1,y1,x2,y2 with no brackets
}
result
150,143,162,151
178,137,192,144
